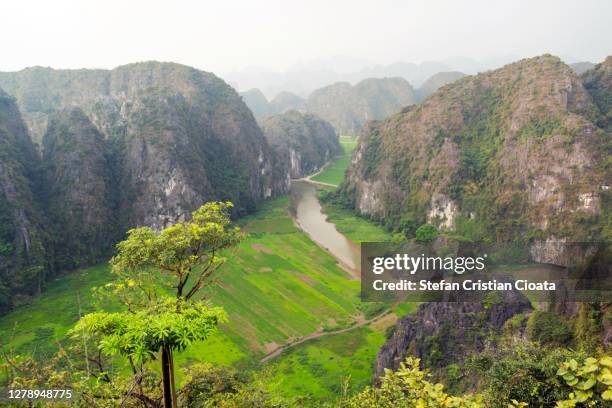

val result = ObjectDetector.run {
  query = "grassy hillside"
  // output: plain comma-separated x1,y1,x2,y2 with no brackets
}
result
311,136,357,186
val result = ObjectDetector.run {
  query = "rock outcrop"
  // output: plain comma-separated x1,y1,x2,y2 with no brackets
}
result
375,287,532,378
306,77,416,135
0,62,288,227
261,111,341,178
582,56,611,131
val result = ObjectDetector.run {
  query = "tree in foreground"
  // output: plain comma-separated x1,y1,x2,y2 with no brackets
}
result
74,202,244,407
108,202,244,307
72,298,225,407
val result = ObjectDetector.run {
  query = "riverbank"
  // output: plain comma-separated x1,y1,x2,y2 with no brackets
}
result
290,180,360,278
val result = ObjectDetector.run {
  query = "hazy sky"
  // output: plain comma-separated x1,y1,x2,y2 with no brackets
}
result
1,0,610,74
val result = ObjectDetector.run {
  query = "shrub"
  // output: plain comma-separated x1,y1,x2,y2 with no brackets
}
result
179,364,286,407
415,224,438,243
467,341,575,407
526,311,573,346
341,357,483,407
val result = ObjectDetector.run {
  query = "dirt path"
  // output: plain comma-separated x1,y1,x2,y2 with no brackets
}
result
260,310,393,363
295,160,339,188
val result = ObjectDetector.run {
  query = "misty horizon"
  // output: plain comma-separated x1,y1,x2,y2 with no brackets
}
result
2,0,610,74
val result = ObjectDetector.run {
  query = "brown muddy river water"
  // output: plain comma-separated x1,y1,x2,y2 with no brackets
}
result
290,180,360,278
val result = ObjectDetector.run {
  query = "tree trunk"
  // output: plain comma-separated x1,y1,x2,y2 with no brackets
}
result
161,345,176,408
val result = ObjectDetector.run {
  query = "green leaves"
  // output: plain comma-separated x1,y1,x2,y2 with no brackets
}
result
70,201,241,403
415,224,438,243
556,355,612,405
343,357,484,407
107,201,245,304
71,298,226,364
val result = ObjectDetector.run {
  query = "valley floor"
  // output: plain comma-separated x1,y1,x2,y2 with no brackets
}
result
0,149,414,403
310,136,357,187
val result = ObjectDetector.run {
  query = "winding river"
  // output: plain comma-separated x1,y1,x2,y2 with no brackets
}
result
290,180,360,278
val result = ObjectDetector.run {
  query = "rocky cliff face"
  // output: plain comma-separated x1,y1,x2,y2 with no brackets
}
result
306,77,416,135
0,89,49,311
0,62,293,310
582,56,611,132
261,111,341,178
342,55,610,254
0,62,287,228
42,108,118,269
375,288,532,378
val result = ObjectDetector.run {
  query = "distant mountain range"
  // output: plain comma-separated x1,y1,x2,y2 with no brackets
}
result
225,56,522,98
306,78,417,135
241,72,467,135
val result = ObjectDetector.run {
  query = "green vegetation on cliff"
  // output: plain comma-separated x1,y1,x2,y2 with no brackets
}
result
262,111,341,178
0,62,298,311
0,89,49,313
341,55,611,245
42,108,120,270
306,77,416,135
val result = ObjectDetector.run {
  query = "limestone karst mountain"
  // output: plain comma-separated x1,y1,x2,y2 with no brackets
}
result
0,62,289,227
270,91,307,114
341,55,611,257
240,88,273,118
239,89,307,119
369,56,612,386
0,62,296,310
261,110,341,178
306,77,417,135
571,61,596,75
239,77,416,136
